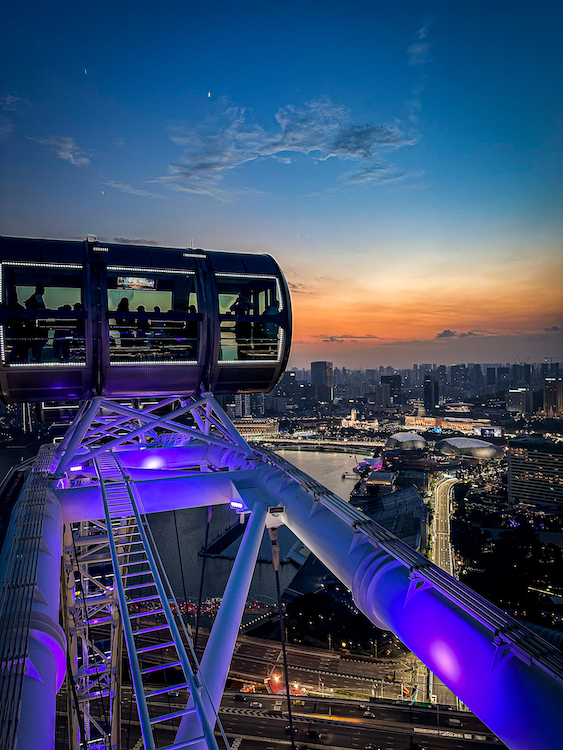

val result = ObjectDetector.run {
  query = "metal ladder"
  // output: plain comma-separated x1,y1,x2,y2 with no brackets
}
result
94,452,224,750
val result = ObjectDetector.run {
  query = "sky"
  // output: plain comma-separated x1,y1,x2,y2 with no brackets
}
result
1,0,562,369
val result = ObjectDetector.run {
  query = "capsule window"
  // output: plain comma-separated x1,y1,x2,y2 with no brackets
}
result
0,263,85,366
217,275,283,362
106,270,199,364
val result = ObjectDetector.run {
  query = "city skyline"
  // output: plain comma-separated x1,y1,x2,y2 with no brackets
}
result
1,1,562,368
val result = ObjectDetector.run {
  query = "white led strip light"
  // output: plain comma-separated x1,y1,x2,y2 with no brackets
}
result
0,261,84,366
107,265,195,276
110,359,199,367
182,252,207,259
9,361,85,368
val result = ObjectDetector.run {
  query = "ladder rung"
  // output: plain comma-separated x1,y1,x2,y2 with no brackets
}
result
129,608,165,619
150,707,197,724
124,582,158,592
116,551,147,558
137,640,176,655
134,624,170,636
160,736,205,749
145,681,190,698
121,570,152,579
140,660,182,675
111,523,137,530
127,594,161,605
113,532,141,540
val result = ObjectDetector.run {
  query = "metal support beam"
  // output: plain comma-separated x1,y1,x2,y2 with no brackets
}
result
175,500,269,746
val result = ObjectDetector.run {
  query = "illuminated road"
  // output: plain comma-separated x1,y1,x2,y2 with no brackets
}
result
433,478,458,576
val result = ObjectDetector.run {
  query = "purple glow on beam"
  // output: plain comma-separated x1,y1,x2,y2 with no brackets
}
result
142,455,165,469
429,639,462,684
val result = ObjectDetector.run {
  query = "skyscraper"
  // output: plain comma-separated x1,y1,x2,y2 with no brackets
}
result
423,374,439,413
544,378,563,417
311,361,334,401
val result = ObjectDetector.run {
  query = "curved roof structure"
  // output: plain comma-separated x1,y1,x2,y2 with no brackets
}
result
386,432,427,451
435,436,502,459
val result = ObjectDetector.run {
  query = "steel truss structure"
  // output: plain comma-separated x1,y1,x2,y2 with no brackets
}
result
2,393,563,750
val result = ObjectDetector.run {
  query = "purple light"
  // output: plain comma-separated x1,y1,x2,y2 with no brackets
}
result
429,639,461,684
230,500,245,510
70,465,83,472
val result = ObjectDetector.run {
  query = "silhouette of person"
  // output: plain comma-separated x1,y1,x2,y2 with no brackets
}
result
186,304,198,359
229,288,255,359
53,304,73,361
73,302,85,359
24,284,47,362
136,305,150,342
262,299,280,355
6,290,27,363
116,297,134,348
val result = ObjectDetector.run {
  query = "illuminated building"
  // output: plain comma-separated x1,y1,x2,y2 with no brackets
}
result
508,437,563,506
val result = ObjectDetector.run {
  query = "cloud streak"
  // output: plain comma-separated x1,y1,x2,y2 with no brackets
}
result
0,116,15,139
1,94,31,112
407,20,432,66
436,329,482,339
31,136,91,166
101,180,164,198
160,96,419,199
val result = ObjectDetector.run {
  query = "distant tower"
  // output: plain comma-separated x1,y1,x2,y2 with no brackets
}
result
544,378,563,418
311,361,334,401
381,374,402,404
423,374,439,413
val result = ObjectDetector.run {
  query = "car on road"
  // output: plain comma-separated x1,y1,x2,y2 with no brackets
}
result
293,699,306,706
233,694,247,702
363,710,376,718
364,744,381,750
358,703,368,710
249,701,263,708
306,729,322,739
409,744,427,750
285,725,298,734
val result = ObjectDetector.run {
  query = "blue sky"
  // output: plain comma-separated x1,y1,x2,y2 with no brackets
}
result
1,0,561,367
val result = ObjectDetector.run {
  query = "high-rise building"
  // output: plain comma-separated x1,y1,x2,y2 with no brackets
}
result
544,378,563,417
508,437,563,506
311,360,334,401
507,388,533,415
381,374,402,404
423,375,439,413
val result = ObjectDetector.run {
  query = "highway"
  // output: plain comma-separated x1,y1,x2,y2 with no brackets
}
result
432,478,457,577
61,687,503,749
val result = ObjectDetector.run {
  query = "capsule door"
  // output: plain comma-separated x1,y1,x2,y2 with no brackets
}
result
99,256,206,398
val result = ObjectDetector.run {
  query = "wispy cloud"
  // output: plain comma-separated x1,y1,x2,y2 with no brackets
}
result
101,180,164,198
316,333,381,343
436,329,482,339
159,96,419,199
0,116,15,139
31,136,91,166
1,94,31,112
110,237,160,245
407,20,432,66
